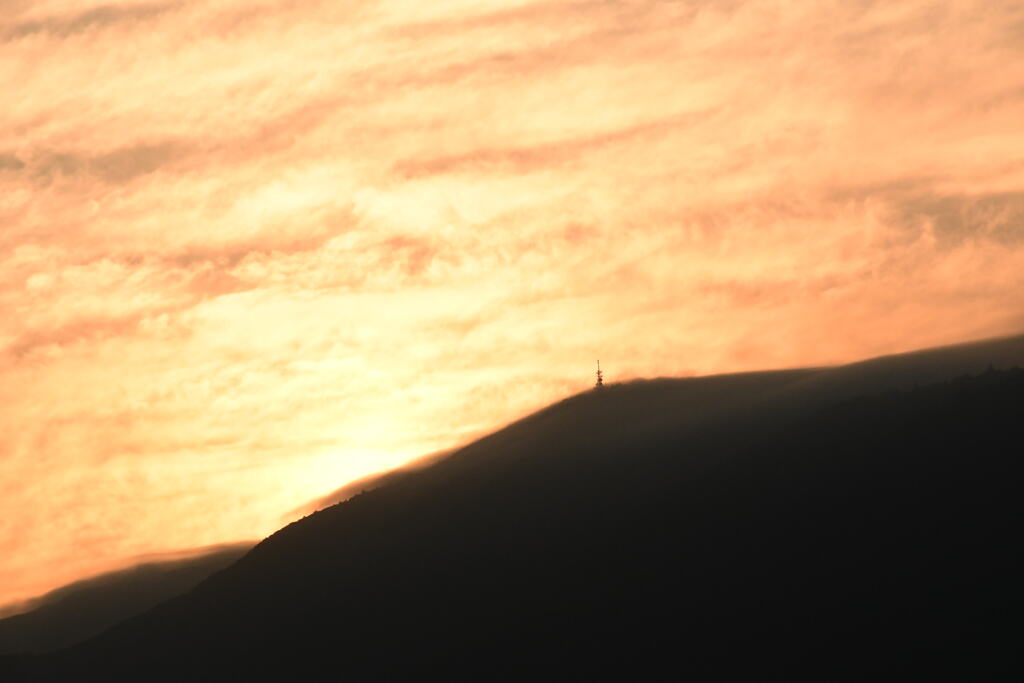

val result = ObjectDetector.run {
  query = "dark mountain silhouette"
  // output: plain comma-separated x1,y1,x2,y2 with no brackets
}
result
0,543,252,656
3,334,1023,681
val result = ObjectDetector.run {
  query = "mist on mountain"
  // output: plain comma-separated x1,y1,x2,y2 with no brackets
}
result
0,543,252,656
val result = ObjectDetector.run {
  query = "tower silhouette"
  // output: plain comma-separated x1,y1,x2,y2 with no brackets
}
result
595,360,604,389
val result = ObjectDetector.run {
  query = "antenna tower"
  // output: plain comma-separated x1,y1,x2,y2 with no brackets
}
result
595,360,604,389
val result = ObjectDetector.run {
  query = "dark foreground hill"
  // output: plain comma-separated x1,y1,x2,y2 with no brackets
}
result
4,352,1024,680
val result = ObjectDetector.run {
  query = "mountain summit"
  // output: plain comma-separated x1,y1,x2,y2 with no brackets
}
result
4,336,1023,681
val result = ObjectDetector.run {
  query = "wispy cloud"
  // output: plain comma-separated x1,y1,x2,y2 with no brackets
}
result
1,2,179,42
6,142,186,186
391,110,713,178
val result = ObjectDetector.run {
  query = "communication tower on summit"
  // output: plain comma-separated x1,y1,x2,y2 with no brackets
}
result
595,360,604,389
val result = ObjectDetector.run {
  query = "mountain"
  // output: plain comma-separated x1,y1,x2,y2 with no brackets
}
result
3,335,1023,681
0,543,252,656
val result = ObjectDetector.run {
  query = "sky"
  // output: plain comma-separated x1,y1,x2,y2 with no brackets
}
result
2,0,1024,614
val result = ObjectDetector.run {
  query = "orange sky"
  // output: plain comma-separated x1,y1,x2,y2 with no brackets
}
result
3,0,1024,614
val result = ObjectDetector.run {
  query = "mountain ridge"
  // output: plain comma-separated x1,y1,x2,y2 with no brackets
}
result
0,543,253,656
3,334,1023,680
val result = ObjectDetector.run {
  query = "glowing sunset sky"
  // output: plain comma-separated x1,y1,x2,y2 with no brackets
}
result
3,0,1024,613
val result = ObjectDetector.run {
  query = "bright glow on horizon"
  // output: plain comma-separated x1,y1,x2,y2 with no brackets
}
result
2,0,1024,611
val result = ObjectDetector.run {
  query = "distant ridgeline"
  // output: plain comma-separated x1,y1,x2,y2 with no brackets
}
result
2,365,1022,681
0,544,251,657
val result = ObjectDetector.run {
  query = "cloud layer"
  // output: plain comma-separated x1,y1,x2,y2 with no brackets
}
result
3,0,1024,610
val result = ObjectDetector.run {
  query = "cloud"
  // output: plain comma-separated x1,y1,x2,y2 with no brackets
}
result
0,153,25,172
90,142,183,183
1,2,179,42
391,110,712,178
897,191,1024,245
7,313,161,359
10,142,186,186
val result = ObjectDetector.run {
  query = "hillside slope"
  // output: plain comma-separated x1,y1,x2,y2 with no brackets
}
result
3,358,1020,681
0,544,252,656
